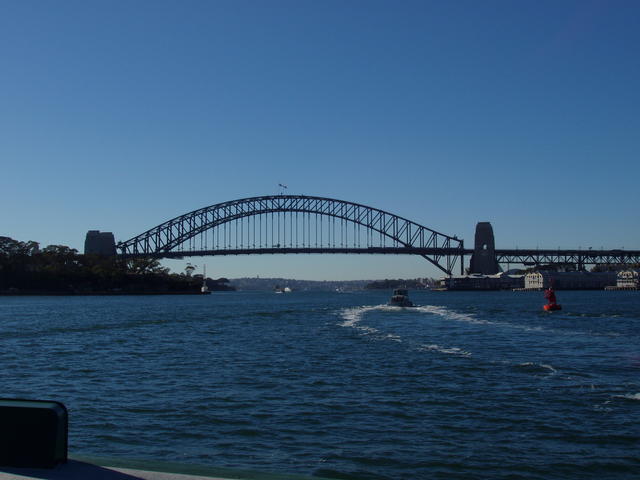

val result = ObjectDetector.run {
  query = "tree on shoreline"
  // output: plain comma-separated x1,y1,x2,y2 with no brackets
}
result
0,236,199,294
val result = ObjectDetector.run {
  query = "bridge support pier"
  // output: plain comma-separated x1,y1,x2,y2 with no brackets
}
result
469,222,499,274
84,231,116,256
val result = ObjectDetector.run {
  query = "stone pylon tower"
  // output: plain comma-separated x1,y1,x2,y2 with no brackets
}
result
84,230,116,256
469,222,500,274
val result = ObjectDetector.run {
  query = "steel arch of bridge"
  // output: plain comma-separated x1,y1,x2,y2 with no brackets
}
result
117,195,465,274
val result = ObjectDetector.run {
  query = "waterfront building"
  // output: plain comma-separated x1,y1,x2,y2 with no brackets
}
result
616,269,640,289
524,271,618,290
439,272,524,290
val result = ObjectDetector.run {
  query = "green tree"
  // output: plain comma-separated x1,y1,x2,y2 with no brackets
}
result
40,245,81,275
126,257,168,275
0,237,40,273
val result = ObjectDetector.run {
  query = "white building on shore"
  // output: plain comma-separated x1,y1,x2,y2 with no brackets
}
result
524,271,617,290
616,270,640,289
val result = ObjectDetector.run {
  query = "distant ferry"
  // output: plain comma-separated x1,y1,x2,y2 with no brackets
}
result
274,286,292,293
200,266,211,294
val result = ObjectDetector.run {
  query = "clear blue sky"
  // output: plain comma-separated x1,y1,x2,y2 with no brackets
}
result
1,0,639,280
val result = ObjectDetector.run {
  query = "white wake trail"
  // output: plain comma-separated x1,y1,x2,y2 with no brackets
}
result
338,305,472,357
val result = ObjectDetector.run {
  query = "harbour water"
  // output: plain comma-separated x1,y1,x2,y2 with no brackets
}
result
1,290,639,479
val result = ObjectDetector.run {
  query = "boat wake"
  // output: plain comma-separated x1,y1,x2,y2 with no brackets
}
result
413,305,492,326
413,304,611,338
512,362,558,376
338,305,403,339
338,305,471,357
418,343,472,357
414,304,549,334
338,305,386,328
613,392,640,401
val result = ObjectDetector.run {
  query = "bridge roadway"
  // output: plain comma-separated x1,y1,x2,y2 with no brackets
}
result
119,245,640,270
118,246,466,259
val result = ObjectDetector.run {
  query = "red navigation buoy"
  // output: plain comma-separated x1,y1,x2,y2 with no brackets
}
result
543,303,562,311
543,286,562,311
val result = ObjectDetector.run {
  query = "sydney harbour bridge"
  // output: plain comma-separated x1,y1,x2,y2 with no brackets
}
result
85,195,640,276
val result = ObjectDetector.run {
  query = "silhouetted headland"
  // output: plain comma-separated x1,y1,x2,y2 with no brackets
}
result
0,236,234,295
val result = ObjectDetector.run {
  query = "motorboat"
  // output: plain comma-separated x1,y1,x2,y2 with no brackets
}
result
388,288,414,307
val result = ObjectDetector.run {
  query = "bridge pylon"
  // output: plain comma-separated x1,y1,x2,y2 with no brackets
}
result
84,230,116,256
469,222,499,275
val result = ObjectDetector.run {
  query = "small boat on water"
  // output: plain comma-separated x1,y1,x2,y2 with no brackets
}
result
200,265,211,294
388,288,414,307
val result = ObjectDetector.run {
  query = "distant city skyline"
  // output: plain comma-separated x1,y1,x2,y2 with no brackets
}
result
2,0,639,280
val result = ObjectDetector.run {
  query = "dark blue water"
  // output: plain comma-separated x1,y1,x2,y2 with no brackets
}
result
1,291,639,479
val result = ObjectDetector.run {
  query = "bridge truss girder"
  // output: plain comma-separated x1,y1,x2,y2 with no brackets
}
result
117,195,465,275
495,249,640,269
